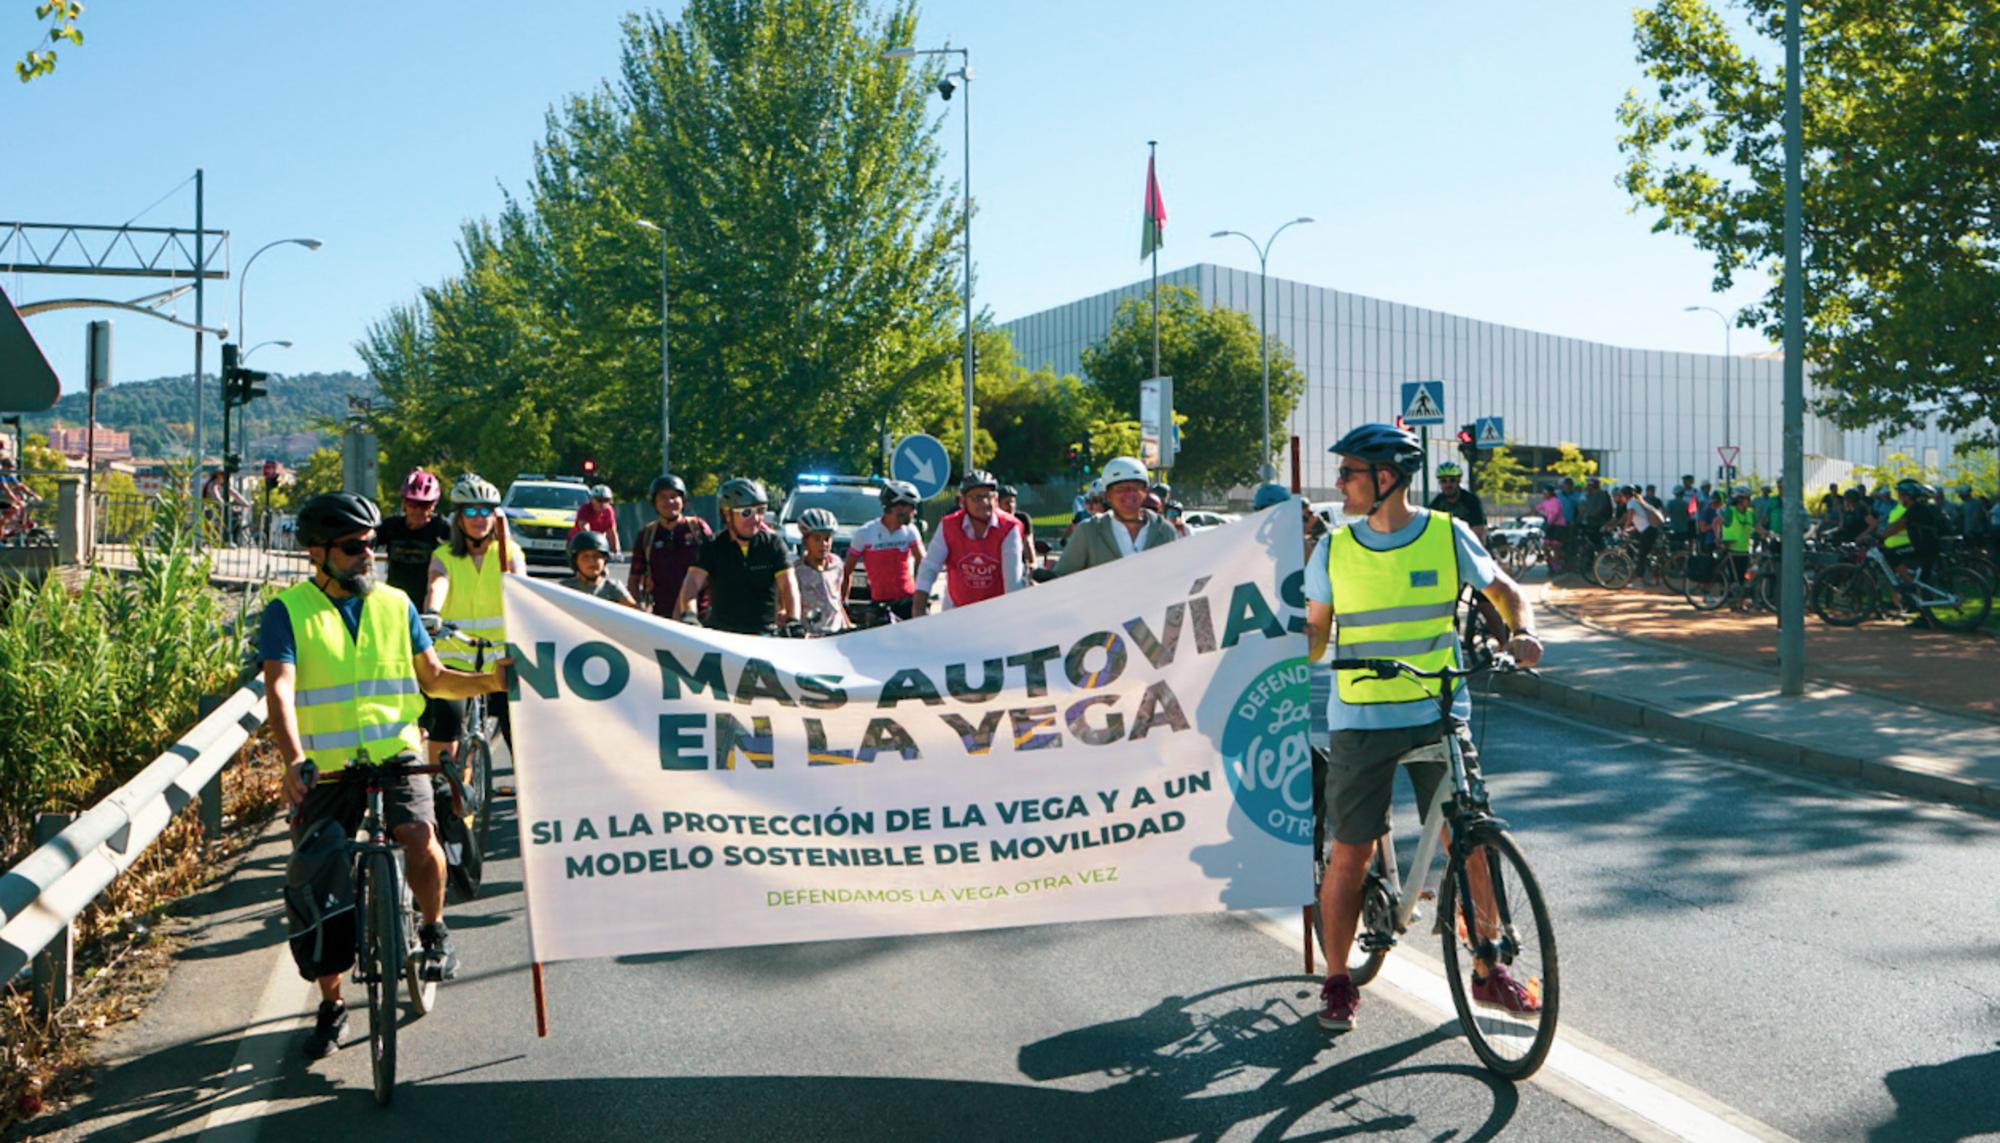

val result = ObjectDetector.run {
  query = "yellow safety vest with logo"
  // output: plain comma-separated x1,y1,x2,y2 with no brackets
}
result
279,581,425,773
1721,507,1754,552
1327,510,1460,705
433,538,520,671
1883,502,1911,549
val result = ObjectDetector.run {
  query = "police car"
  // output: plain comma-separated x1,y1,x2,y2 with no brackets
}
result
502,475,592,565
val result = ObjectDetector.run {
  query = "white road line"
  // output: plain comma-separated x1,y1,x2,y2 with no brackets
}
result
196,943,315,1143
1239,909,1799,1143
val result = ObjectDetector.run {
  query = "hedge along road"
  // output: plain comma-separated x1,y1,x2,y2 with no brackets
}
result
32,696,1999,1141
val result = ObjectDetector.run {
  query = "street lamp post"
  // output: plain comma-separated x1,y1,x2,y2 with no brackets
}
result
885,43,974,475
636,219,671,474
1212,218,1314,483
230,237,319,543
237,238,322,356
1683,305,1735,474
242,339,293,363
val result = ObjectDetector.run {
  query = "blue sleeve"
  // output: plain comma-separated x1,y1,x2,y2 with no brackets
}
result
1304,534,1333,605
407,600,433,655
259,599,295,665
1451,519,1499,592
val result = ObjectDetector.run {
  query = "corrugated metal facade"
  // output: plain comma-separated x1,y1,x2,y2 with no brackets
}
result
1001,263,1975,498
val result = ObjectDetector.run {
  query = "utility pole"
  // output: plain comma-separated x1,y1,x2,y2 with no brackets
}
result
1778,0,1806,695
191,169,206,550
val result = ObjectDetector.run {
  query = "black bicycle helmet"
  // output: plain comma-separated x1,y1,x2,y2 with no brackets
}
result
880,480,920,508
1895,478,1928,499
1328,423,1424,475
996,483,1018,499
649,474,688,499
568,529,611,561
959,469,998,493
717,478,769,512
297,492,381,546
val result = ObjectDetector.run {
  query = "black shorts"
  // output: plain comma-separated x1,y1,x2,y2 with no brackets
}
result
426,690,512,752
1324,720,1480,846
292,757,436,841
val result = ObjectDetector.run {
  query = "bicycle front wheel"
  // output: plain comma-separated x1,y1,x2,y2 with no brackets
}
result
1685,565,1731,611
365,851,401,1106
1811,563,1875,626
464,735,495,851
1592,548,1635,591
1923,566,1994,633
1440,826,1559,1080
1660,549,1690,595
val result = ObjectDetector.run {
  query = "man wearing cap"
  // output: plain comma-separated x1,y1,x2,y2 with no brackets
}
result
1054,457,1177,576
914,470,1025,612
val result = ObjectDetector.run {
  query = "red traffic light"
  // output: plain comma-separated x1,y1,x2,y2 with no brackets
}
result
1455,425,1475,446
581,456,598,475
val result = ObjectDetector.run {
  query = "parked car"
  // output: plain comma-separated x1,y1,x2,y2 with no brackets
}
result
502,475,592,565
1181,509,1239,532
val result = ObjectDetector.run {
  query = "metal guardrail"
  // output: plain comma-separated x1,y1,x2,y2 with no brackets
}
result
0,679,268,989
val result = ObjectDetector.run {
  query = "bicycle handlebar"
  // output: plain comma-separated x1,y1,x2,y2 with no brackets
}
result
430,618,500,649
1326,653,1521,682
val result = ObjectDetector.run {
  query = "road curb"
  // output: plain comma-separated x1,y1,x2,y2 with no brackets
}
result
1495,671,2000,814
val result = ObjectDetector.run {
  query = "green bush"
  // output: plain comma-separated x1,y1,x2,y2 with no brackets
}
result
0,484,241,863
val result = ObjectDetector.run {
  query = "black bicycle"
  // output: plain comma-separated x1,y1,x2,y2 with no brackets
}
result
434,622,500,851
305,751,456,1105
1307,651,1560,1079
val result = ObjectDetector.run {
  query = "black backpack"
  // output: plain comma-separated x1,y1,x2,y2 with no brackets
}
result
284,817,357,981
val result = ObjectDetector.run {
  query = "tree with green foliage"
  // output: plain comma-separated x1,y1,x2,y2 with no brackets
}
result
1080,285,1306,492
284,447,344,509
360,0,963,494
1476,442,1533,508
1549,442,1598,484
15,1,82,82
1618,0,2000,447
1086,418,1144,466
17,433,70,501
974,338,1107,483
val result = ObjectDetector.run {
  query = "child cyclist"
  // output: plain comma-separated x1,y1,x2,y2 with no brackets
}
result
559,530,638,608
791,508,851,634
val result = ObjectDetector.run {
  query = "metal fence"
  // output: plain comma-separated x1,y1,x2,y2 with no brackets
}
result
92,493,310,586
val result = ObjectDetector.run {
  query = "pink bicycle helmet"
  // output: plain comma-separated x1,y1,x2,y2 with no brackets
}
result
402,468,442,503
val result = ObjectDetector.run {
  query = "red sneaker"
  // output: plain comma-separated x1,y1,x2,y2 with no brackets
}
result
1470,965,1543,1015
1317,974,1360,1031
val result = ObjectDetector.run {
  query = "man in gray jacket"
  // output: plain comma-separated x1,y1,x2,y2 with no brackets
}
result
1054,455,1177,576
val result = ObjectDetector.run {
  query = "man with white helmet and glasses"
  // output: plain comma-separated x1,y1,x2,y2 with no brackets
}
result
424,474,526,769
1300,422,1544,1034
676,478,797,635
570,482,621,553
268,492,510,1059
1054,456,1177,576
843,480,927,623
913,469,1025,612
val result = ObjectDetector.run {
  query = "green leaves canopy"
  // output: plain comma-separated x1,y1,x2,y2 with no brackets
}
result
359,0,964,493
1618,0,2000,447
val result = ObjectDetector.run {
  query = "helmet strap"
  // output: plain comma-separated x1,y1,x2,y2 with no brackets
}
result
1367,467,1411,521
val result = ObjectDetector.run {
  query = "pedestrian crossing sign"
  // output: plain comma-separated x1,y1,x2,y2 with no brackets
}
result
1400,380,1445,426
1475,416,1505,448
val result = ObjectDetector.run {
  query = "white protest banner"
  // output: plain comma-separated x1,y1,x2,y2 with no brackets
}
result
504,505,1312,963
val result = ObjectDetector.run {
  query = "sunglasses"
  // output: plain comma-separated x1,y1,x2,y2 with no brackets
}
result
460,506,496,518
1335,465,1374,484
733,505,767,517
332,537,374,557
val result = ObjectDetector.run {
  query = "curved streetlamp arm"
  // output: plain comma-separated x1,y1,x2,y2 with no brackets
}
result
238,237,322,349
19,296,228,337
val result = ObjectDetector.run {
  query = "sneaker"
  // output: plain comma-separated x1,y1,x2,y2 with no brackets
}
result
1317,974,1360,1032
419,921,460,982
1470,966,1543,1015
303,1000,347,1060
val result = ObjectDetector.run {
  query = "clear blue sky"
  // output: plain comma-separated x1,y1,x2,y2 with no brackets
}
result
5,0,1772,400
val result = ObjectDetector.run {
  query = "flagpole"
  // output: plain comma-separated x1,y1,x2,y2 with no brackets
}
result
1149,140,1160,381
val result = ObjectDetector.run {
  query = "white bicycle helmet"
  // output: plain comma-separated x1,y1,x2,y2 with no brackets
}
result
798,507,839,534
451,473,502,507
1097,456,1149,490
589,483,613,501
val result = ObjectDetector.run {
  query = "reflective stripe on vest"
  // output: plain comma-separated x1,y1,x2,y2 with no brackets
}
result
1327,511,1460,706
435,538,519,670
1883,502,1911,549
280,581,426,773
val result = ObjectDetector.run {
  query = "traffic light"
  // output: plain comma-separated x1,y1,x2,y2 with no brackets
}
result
224,451,242,475
581,456,598,477
1456,424,1478,463
1065,443,1080,468
221,342,269,408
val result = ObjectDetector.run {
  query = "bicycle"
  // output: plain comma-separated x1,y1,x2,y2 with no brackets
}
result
1306,652,1560,1079
301,750,457,1106
433,622,500,852
1591,531,1689,593
1811,543,1993,632
1682,544,1775,611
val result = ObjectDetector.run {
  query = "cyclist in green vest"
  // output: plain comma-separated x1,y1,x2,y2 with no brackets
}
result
264,493,511,1060
1882,478,1946,625
424,474,526,772
1719,486,1757,602
1300,423,1544,1035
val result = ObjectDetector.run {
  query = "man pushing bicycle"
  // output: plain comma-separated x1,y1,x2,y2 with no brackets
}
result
1299,423,1545,1033
265,492,512,1061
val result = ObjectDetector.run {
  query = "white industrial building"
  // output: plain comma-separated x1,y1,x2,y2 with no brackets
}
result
1000,263,1977,498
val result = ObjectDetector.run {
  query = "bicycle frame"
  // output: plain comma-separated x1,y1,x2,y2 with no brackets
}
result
1864,545,1958,607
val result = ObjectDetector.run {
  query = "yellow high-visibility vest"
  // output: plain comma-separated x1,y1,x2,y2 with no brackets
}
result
1883,502,1911,549
434,538,521,671
1327,511,1460,705
280,581,424,772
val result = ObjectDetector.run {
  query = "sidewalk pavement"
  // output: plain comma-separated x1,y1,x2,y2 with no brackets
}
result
1505,598,2000,812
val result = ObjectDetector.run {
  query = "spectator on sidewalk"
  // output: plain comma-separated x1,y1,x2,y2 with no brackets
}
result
1956,487,1989,545
1642,484,1664,512
1578,477,1614,570
1697,491,1723,552
1665,475,1699,544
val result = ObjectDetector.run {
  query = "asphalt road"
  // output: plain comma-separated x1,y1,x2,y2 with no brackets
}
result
33,697,2000,1142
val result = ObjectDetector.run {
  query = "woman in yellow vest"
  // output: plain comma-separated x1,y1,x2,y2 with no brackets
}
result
423,473,526,771
264,492,510,1061
1299,423,1545,1036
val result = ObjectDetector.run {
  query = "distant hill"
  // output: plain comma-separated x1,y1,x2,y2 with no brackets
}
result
23,371,378,461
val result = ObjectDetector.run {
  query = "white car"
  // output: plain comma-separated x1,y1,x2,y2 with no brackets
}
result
1181,510,1239,532
1309,501,1362,534
1488,516,1546,546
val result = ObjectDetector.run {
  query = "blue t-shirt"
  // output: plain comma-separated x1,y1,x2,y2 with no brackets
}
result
259,587,433,665
1305,509,1497,732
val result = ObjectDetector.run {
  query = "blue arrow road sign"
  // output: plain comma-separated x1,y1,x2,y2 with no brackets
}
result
1475,416,1505,448
1400,380,1445,426
891,433,951,500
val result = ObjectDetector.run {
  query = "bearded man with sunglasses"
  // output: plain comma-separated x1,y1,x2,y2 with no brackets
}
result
1299,423,1544,1035
675,478,798,635
265,493,511,1060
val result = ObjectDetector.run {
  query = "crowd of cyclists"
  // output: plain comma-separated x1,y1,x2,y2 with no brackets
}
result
267,420,1560,1056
